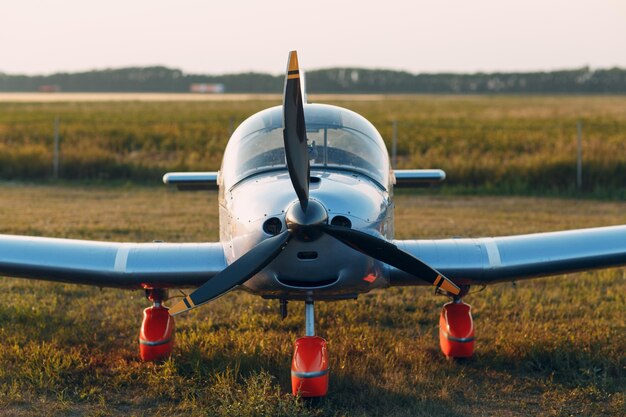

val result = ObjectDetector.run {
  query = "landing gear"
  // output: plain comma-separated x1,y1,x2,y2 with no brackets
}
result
139,288,175,361
439,297,474,358
291,301,329,397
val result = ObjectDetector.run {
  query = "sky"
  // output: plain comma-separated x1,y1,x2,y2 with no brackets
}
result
2,0,625,75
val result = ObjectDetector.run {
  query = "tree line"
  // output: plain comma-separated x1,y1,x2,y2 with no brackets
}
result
0,66,625,93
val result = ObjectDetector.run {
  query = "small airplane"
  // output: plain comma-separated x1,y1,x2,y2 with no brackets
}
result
1,51,625,398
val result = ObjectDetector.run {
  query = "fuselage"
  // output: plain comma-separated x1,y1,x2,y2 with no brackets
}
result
217,103,396,300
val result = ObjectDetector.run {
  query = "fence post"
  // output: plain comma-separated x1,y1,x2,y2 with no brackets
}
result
391,120,398,169
228,116,235,136
576,121,582,189
53,116,60,179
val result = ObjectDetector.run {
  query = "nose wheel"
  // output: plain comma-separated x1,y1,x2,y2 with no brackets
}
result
291,301,329,397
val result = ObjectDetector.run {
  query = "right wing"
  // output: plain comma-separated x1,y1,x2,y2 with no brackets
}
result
0,234,226,288
389,225,626,286
393,169,446,187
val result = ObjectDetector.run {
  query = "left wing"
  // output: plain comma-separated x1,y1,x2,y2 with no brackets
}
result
0,235,226,288
389,225,626,286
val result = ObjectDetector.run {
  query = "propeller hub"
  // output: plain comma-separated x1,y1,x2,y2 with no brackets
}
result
286,199,328,240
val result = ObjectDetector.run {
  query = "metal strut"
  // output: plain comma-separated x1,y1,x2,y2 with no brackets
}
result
305,301,315,336
280,299,289,320
145,288,167,307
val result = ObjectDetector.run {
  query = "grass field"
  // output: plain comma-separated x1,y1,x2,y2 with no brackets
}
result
0,184,623,416
0,95,625,195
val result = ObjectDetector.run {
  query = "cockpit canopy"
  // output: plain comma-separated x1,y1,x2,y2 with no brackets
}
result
221,103,390,190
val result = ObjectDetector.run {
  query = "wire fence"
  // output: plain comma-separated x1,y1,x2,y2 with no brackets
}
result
0,102,624,195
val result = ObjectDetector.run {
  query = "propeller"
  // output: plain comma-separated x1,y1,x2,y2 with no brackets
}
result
168,51,460,317
168,231,291,315
282,50,309,212
319,225,460,295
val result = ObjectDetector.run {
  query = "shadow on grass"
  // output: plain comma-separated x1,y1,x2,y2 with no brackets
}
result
325,372,465,417
0,304,77,341
466,343,625,393
172,346,465,417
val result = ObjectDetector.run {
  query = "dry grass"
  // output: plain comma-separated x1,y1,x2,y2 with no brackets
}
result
0,96,625,195
0,184,623,416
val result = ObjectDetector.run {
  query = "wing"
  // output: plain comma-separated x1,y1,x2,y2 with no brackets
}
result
0,235,226,288
393,169,446,187
162,171,219,191
389,225,626,286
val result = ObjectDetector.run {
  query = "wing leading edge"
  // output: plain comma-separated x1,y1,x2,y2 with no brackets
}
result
3,225,624,290
389,225,626,286
0,235,226,288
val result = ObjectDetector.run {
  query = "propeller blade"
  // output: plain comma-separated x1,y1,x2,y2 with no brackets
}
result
282,50,309,211
321,225,461,295
169,231,291,316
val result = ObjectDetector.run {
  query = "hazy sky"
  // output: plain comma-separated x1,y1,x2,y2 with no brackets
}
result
2,0,625,75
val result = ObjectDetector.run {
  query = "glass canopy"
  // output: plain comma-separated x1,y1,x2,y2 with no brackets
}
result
221,103,390,189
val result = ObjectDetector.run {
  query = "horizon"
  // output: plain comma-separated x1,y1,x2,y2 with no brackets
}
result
1,63,622,78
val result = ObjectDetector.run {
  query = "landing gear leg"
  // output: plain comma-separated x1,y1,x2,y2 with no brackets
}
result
439,296,475,358
139,288,175,361
291,301,329,397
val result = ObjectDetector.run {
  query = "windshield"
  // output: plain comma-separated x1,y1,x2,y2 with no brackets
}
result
221,103,390,189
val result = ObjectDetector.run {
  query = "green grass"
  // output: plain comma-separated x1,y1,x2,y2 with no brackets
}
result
1,96,626,195
0,184,623,416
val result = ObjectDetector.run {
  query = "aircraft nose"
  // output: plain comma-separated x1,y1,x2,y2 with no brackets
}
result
285,199,328,241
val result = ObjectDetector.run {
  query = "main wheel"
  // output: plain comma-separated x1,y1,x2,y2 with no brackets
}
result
439,301,474,358
139,305,175,361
